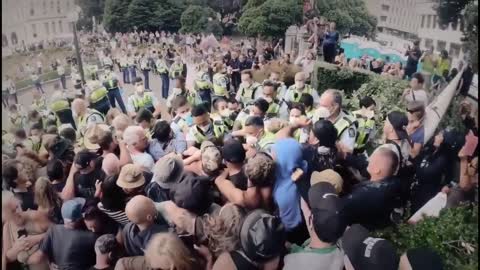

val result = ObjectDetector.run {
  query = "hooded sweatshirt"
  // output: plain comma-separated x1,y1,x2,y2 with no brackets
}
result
273,139,308,230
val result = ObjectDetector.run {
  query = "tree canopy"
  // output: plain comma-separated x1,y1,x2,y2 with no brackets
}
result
76,0,106,30
238,0,302,38
436,0,478,72
103,0,132,33
180,5,222,35
315,0,377,36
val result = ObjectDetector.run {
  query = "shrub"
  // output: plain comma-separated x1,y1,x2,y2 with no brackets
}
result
374,204,478,270
313,62,373,95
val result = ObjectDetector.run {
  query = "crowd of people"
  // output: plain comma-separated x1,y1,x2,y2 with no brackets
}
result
1,26,478,270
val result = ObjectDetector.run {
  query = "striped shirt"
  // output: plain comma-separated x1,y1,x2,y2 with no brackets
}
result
98,202,129,226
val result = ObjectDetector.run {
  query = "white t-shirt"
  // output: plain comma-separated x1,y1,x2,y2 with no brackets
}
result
131,152,155,172
404,89,429,107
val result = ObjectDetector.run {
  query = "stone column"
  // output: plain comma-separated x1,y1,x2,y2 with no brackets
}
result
284,25,298,55
297,26,310,57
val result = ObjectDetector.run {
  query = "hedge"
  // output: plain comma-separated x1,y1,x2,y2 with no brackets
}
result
375,204,478,270
312,61,374,96
15,67,72,90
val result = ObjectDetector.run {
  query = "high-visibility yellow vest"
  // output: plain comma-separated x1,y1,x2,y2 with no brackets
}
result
266,102,280,118
286,84,314,103
333,111,357,139
191,120,226,144
355,117,375,150
213,73,228,96
169,63,183,79
103,77,119,90
238,83,261,104
89,87,108,104
156,60,168,74
50,100,70,113
194,80,212,91
434,58,450,76
258,132,276,151
132,94,154,112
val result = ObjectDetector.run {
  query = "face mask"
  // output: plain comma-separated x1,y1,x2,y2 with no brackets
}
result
136,85,144,94
199,123,211,132
219,109,231,117
263,96,273,103
295,81,305,89
246,135,258,146
316,106,331,119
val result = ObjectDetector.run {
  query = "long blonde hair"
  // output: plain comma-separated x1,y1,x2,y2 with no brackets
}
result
203,203,246,257
34,177,62,211
145,233,201,270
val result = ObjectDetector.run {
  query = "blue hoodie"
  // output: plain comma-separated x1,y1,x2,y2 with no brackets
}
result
273,138,308,230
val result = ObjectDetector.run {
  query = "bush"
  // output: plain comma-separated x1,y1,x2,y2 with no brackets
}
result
313,62,373,95
374,204,478,270
345,75,409,133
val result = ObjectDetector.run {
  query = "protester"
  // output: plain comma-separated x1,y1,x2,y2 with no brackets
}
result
2,26,474,270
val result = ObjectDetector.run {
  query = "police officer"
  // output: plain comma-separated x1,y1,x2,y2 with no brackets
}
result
102,69,127,113
156,53,170,99
235,70,262,105
49,90,77,130
212,63,230,100
166,77,198,111
232,98,270,131
103,54,114,71
284,72,320,105
261,80,289,120
186,104,227,147
127,77,161,119
128,52,138,82
87,82,111,116
119,51,130,84
352,96,377,153
169,57,184,93
318,89,357,153
140,53,151,90
193,66,213,109
237,116,276,155
71,98,105,140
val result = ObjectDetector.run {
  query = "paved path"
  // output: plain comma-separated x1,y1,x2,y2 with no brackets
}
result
2,70,170,130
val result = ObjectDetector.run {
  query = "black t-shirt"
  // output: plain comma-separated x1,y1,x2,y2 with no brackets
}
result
228,170,248,191
74,167,106,199
13,189,37,211
52,182,66,194
406,47,421,70
39,225,98,270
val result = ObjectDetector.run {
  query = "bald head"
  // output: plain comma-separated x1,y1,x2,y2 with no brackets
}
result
102,153,120,176
125,195,157,225
72,98,87,116
367,147,399,181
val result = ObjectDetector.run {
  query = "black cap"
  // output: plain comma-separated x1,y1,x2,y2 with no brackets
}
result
341,224,398,270
387,111,409,140
222,139,246,164
171,173,212,216
240,209,286,263
74,150,98,169
308,182,347,243
405,247,443,270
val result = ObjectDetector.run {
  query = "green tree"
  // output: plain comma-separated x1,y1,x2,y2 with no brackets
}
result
126,0,158,31
315,0,377,36
436,0,478,72
180,5,221,35
76,0,106,30
153,0,187,32
238,0,302,38
103,0,132,33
